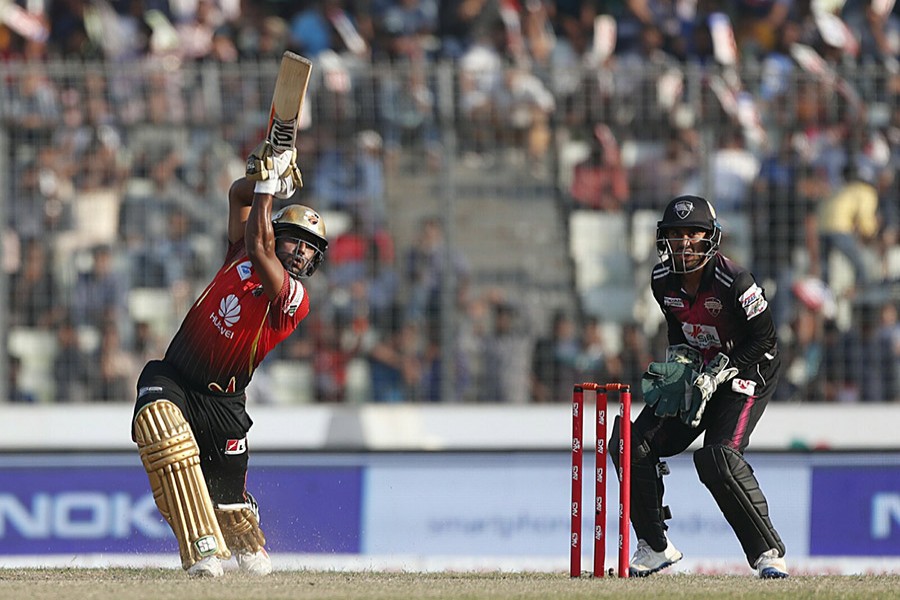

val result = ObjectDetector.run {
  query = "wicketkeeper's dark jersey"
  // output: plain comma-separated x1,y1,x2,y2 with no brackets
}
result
650,253,778,383
164,239,309,393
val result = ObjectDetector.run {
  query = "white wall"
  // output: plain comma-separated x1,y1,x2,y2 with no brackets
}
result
2,402,899,451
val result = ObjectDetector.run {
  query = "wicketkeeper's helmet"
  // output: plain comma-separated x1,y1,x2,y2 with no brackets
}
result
655,195,722,273
272,204,328,278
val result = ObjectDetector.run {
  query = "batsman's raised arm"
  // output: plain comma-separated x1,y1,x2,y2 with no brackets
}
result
243,140,307,300
227,177,255,244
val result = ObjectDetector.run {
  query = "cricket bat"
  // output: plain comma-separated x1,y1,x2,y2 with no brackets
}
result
266,51,313,154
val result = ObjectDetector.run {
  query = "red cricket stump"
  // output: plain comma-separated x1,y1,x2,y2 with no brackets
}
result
570,383,632,578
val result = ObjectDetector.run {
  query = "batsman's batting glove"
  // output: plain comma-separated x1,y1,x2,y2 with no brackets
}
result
641,361,696,419
682,352,739,428
247,142,303,196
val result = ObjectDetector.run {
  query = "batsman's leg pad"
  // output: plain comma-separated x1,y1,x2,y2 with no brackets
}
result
610,416,671,551
133,399,230,569
694,444,785,566
216,498,266,553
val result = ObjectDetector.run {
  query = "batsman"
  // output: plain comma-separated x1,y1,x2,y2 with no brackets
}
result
610,195,789,579
131,54,325,577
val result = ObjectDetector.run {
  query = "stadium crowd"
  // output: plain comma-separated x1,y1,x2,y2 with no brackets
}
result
2,0,899,404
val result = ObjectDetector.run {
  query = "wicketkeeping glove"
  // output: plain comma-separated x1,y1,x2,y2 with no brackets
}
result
681,352,739,428
665,344,703,372
641,361,696,419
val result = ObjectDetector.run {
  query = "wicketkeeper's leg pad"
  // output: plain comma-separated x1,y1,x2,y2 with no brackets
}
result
694,444,785,566
610,416,672,551
133,399,230,569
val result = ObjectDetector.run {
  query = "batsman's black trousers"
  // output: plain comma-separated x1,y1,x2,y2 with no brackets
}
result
133,359,253,505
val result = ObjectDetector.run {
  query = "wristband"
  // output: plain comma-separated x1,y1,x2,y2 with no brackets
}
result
254,177,279,196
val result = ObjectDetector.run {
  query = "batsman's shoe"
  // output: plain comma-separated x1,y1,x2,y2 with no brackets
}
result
629,538,683,577
236,548,272,576
187,555,224,578
755,549,789,579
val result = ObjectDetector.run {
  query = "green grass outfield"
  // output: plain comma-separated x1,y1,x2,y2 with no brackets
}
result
1,570,899,600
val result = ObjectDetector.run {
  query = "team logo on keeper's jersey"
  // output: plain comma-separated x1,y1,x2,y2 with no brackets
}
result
704,297,723,317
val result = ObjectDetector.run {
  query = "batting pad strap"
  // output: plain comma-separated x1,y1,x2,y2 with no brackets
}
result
216,504,267,553
134,400,230,568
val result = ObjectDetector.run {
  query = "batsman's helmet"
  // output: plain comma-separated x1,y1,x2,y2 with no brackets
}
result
272,204,328,279
655,195,722,273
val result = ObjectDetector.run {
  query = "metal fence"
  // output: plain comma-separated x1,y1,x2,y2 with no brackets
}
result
2,58,898,404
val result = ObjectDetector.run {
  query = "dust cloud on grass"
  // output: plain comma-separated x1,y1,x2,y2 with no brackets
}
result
0,569,898,600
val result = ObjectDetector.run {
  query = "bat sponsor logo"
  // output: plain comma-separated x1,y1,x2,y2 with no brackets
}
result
270,117,297,150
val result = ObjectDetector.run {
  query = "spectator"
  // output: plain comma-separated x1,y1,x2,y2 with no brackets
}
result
457,20,506,165
816,163,881,289
52,320,91,403
777,302,826,402
91,320,139,402
69,244,128,333
477,295,531,403
437,0,503,59
751,131,818,329
497,65,556,169
843,302,900,402
629,126,698,211
616,322,654,394
367,307,424,402
378,65,442,172
404,216,470,327
576,316,621,384
9,237,63,329
570,124,630,210
313,130,387,230
10,65,60,140
328,214,399,325
289,0,370,58
373,0,439,62
7,355,37,404
731,0,793,59
132,320,165,365
531,310,579,403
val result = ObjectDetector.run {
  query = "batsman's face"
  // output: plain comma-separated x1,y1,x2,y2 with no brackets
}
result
275,237,316,276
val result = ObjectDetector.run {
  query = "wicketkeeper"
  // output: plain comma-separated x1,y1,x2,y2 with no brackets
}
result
132,141,327,577
609,195,789,579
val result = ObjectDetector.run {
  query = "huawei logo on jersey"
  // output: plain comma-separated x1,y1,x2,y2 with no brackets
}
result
219,294,241,326
209,294,241,339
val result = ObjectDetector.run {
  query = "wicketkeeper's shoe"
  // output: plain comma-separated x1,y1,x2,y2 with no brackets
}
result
235,548,272,576
755,548,789,579
187,556,224,578
629,537,683,577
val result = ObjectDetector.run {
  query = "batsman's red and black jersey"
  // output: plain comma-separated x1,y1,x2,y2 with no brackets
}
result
650,253,778,379
164,240,309,393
